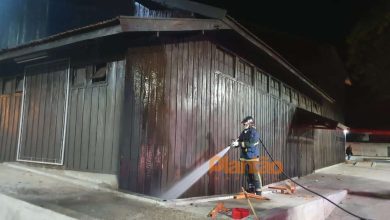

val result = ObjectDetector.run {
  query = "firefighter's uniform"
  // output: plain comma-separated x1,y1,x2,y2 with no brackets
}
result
238,125,262,195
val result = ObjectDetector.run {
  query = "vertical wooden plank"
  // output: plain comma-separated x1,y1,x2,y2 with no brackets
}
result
31,72,42,160
80,87,92,170
66,89,78,169
4,95,10,161
112,60,125,173
35,72,48,160
147,50,157,194
103,62,116,172
54,67,67,163
120,50,133,188
180,42,189,182
160,45,172,192
153,48,166,195
137,55,147,194
0,97,5,161
185,41,194,178
5,92,15,161
167,43,177,186
178,42,187,190
201,41,210,195
129,52,142,191
190,41,200,196
5,95,12,161
24,73,37,159
1,97,9,160
94,86,106,171
73,88,84,168
174,42,183,185
50,71,61,163
10,95,21,161
207,42,217,195
2,96,8,161
42,71,53,160
20,76,31,159
88,87,99,170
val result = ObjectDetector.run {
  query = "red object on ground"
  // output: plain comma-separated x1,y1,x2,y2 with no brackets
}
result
232,208,250,219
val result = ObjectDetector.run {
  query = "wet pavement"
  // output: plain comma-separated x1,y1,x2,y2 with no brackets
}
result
0,161,389,220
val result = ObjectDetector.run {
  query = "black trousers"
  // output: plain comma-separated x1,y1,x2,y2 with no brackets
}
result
243,161,262,192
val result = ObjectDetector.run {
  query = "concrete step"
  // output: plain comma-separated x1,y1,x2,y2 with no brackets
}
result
263,190,347,220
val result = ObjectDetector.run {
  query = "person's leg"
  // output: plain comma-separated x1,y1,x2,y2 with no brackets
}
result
251,161,262,195
243,162,252,192
246,162,255,193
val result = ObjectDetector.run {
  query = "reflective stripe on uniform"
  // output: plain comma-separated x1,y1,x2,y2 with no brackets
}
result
239,158,259,162
241,141,259,148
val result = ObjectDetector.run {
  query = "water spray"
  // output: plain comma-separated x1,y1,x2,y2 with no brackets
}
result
161,146,232,200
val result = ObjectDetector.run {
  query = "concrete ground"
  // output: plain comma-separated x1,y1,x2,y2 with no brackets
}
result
311,162,390,220
0,163,204,220
169,161,390,220
0,160,389,220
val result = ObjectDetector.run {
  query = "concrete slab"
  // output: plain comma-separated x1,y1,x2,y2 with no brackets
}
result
0,193,75,220
1,161,389,219
300,163,390,220
168,162,390,220
170,187,346,220
0,163,204,220
3,162,164,205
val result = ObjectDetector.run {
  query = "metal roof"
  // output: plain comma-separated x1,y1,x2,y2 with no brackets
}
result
0,14,334,103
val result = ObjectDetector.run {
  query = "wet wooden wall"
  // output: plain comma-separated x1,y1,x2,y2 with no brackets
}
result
0,78,22,162
119,39,345,197
65,60,125,174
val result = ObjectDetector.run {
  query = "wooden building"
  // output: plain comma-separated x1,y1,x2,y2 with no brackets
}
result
0,0,346,197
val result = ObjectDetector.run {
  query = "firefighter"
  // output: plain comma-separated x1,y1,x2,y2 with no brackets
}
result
231,116,262,195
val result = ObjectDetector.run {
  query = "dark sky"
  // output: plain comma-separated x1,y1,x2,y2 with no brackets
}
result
199,0,375,45
201,0,390,129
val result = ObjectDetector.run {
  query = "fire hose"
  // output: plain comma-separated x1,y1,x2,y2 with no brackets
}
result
232,138,370,220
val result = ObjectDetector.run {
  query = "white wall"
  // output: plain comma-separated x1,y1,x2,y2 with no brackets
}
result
346,142,390,157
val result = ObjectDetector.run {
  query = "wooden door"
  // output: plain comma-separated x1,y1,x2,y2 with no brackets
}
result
18,60,69,164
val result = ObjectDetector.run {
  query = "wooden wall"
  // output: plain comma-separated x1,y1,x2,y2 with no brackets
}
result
64,60,125,173
119,39,345,197
314,129,345,169
18,61,68,164
0,78,22,162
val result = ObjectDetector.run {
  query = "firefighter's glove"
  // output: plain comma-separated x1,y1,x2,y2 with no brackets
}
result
231,140,239,148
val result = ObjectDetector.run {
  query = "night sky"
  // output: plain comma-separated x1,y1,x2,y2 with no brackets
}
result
200,0,389,129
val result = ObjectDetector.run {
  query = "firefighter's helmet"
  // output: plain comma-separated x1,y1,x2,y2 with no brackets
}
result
241,116,254,125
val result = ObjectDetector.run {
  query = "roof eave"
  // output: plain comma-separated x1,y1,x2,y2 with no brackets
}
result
0,19,122,62
145,0,227,19
0,17,229,63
